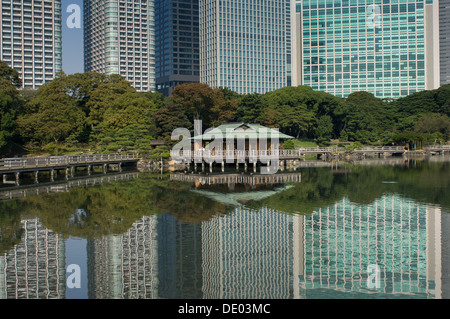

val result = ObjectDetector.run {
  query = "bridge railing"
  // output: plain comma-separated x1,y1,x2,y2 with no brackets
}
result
424,145,450,150
0,153,139,170
171,148,347,161
297,147,345,153
171,145,433,161
354,146,406,152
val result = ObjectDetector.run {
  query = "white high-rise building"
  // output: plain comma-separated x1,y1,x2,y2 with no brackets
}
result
0,0,63,89
84,0,156,92
199,0,292,95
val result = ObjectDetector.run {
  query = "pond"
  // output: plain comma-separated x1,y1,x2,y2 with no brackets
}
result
1,156,449,299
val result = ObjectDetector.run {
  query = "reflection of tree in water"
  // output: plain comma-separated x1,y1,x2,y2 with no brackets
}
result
153,184,233,223
0,201,29,254
245,160,450,215
0,173,232,242
0,205,24,255
1,160,449,246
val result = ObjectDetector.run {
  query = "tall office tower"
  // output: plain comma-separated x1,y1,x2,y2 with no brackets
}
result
0,0,62,89
155,0,200,96
440,0,450,85
200,0,292,95
292,0,441,99
84,0,156,92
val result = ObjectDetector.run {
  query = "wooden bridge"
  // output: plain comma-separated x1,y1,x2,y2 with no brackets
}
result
173,145,450,164
0,153,140,186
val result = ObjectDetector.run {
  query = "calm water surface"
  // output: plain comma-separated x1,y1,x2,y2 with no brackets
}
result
1,156,450,299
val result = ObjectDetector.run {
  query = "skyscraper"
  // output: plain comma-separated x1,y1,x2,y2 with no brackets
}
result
292,0,441,99
440,0,450,85
0,0,62,89
84,0,156,92
155,0,200,96
199,0,292,95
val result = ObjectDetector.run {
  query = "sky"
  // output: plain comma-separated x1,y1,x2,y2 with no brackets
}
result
62,0,84,74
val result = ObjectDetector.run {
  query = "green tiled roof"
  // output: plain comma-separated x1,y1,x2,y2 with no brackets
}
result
192,123,294,140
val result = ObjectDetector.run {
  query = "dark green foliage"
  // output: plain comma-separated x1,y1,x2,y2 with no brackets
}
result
0,60,24,156
282,139,295,149
0,60,449,158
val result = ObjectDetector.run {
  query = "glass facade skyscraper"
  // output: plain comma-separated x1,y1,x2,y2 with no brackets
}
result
0,0,62,89
84,0,156,92
292,0,441,99
200,0,292,95
155,0,200,96
440,0,450,85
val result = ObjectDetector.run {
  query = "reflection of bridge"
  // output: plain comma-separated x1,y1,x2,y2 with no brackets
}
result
170,172,301,186
0,153,139,186
0,172,140,201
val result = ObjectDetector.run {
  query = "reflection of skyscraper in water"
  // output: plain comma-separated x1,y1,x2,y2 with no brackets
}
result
200,194,448,298
295,195,445,298
202,206,294,299
0,219,65,299
157,214,203,299
87,216,159,299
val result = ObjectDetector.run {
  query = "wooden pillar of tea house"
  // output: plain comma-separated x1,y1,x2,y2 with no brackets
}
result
221,161,225,172
103,164,108,174
87,165,91,176
65,168,70,180
253,162,257,172
15,172,20,186
70,166,75,178
34,171,39,184
50,169,55,182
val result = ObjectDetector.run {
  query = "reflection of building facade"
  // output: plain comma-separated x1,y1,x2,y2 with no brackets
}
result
87,216,159,299
0,219,65,299
199,191,447,298
295,195,442,298
202,206,295,298
157,214,203,298
1,194,448,299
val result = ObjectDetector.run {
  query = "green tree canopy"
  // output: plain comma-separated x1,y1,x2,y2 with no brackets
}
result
0,60,24,156
172,83,237,128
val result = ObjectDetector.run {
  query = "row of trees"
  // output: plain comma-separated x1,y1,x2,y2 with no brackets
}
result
1,59,449,157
